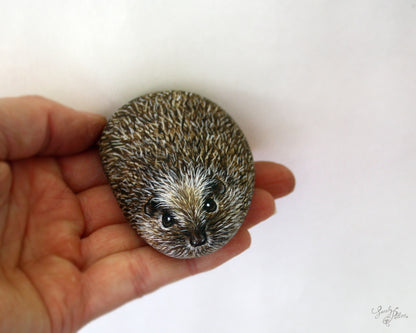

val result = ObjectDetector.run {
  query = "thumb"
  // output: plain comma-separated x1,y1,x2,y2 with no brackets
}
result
0,95,106,160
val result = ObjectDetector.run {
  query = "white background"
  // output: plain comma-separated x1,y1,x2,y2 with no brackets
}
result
1,1,415,332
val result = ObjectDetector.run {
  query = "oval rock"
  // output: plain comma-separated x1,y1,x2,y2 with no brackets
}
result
99,90,255,258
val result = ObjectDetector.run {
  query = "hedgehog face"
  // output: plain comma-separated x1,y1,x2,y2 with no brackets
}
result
140,175,236,258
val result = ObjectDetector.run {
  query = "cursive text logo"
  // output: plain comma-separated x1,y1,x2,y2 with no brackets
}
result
371,305,408,327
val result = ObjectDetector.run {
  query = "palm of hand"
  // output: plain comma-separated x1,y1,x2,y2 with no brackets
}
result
1,150,201,333
0,96,294,333
1,157,89,332
1,150,201,332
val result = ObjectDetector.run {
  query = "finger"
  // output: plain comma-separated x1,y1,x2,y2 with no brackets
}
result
254,161,295,198
78,185,126,236
0,95,106,160
58,148,107,193
81,223,146,269
0,161,11,207
82,228,251,322
0,162,12,244
244,188,276,229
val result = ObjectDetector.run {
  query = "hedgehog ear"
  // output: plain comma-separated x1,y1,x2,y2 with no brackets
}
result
144,196,159,217
209,178,226,195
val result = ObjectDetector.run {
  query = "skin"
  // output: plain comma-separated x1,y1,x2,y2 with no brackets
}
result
0,95,295,333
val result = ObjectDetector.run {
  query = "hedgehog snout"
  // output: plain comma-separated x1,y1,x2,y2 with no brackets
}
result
188,226,207,247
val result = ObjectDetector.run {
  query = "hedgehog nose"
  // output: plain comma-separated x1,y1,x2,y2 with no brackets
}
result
190,231,207,247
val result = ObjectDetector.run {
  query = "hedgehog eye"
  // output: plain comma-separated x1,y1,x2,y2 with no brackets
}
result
162,211,176,228
203,198,217,213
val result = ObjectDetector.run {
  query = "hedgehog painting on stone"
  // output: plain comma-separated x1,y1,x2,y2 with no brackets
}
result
98,90,255,258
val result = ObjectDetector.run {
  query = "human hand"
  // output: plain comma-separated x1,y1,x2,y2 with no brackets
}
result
0,96,295,333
